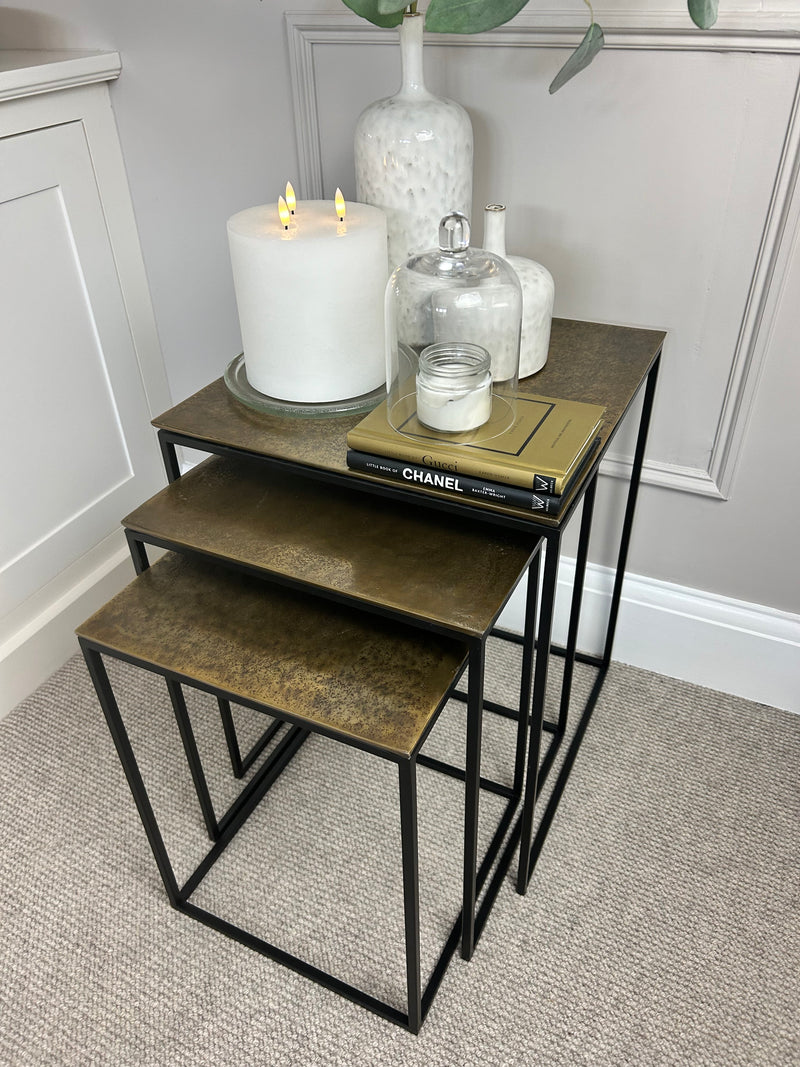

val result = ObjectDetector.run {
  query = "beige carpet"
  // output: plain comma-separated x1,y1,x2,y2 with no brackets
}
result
1,643,798,1066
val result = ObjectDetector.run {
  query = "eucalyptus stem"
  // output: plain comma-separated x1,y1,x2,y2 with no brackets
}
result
341,0,718,87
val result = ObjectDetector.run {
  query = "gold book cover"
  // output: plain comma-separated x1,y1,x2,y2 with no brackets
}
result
347,393,606,494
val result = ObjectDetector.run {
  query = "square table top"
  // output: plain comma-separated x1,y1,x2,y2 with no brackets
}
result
123,454,537,639
153,319,665,528
77,552,467,760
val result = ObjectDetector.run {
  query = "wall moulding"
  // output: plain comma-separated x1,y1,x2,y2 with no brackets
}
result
286,12,800,499
0,50,122,103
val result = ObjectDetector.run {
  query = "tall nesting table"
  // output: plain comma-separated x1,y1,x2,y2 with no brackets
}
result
79,316,663,1032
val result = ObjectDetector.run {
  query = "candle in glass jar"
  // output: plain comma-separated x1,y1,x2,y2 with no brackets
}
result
416,342,492,432
227,193,388,402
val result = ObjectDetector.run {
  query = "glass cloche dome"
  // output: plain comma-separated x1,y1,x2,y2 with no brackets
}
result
384,212,522,439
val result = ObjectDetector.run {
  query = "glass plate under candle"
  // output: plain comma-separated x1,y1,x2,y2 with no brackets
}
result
224,354,385,418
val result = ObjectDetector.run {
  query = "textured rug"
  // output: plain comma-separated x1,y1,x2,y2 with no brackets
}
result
1,644,798,1067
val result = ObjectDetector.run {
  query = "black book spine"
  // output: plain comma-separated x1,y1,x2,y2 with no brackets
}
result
346,450,563,514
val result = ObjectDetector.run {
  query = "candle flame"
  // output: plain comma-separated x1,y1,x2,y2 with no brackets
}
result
285,182,296,214
278,195,291,229
334,188,346,222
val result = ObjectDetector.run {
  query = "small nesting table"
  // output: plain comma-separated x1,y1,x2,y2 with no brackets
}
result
78,553,477,1033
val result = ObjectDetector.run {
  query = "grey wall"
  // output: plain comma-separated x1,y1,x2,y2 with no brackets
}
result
2,0,798,617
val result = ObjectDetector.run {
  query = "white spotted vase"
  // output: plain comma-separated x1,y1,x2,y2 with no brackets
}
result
354,12,473,276
483,204,554,378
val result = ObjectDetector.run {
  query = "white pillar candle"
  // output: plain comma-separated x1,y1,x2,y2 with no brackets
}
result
227,196,388,403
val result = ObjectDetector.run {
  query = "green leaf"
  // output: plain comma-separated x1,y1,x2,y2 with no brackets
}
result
687,0,718,29
548,22,605,94
424,0,530,34
376,0,411,14
341,0,405,28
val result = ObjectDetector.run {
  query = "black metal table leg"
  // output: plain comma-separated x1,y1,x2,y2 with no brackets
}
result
467,550,541,935
512,556,539,797
602,352,661,666
125,529,150,576
557,472,598,732
216,696,244,776
166,678,219,841
80,643,183,907
461,638,485,961
158,429,182,483
217,696,284,780
398,758,422,1034
516,534,559,894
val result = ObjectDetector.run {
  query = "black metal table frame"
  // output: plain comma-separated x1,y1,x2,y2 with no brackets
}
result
154,347,661,904
79,563,535,1033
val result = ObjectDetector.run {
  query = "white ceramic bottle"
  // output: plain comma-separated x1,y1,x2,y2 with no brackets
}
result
483,204,554,378
354,12,473,275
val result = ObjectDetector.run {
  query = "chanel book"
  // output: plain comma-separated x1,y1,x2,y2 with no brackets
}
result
346,393,605,495
345,444,600,514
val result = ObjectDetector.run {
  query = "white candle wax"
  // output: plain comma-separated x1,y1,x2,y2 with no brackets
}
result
416,379,492,432
227,200,388,402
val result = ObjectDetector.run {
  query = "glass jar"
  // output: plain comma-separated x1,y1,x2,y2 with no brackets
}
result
416,342,492,432
385,212,522,439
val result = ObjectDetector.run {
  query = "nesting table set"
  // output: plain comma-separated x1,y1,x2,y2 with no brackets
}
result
77,318,664,1033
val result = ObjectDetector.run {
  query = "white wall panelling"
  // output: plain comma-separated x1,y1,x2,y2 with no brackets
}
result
0,52,171,718
286,14,800,506
285,13,799,708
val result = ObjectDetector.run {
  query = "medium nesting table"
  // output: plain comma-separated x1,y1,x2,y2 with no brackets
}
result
78,456,540,1032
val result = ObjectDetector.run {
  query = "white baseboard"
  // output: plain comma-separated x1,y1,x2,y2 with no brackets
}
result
0,532,136,721
499,558,800,714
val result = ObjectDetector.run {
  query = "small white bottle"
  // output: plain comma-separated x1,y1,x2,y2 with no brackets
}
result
483,204,554,378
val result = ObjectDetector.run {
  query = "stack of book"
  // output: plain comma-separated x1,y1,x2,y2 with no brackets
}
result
346,392,605,515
